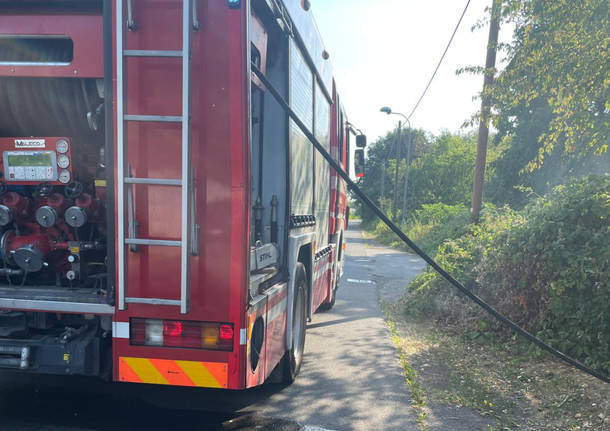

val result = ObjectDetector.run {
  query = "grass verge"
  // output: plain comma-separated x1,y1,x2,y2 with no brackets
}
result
381,301,429,427
384,295,610,430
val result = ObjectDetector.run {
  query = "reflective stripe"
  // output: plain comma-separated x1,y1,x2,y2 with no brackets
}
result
112,321,130,339
314,260,330,280
119,357,228,388
121,357,167,385
267,296,287,324
176,360,226,388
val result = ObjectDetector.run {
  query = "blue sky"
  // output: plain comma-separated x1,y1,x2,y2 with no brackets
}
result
311,0,507,142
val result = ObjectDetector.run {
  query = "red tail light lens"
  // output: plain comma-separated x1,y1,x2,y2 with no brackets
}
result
130,319,234,351
163,321,183,337
218,324,234,349
219,324,233,340
163,320,201,348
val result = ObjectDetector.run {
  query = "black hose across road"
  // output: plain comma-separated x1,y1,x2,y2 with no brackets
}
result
251,65,610,384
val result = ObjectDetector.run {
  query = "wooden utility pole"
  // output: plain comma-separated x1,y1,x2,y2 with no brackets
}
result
471,0,501,222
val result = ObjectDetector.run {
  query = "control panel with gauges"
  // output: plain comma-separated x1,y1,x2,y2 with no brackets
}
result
0,137,73,185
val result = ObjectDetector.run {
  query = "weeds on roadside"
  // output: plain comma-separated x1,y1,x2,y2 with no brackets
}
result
381,301,428,427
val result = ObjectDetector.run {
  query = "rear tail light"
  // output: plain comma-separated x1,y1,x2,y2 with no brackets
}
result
130,319,234,351
218,324,234,350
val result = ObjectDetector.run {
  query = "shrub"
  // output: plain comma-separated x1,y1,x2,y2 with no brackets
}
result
372,203,471,255
406,175,610,373
405,203,471,255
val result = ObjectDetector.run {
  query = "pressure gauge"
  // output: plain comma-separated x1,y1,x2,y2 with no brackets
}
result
58,169,71,184
57,154,70,169
56,139,69,154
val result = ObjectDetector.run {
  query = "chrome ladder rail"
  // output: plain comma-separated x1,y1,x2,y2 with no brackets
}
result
116,0,192,314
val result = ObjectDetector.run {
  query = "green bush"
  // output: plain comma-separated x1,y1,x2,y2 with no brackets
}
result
405,205,524,322
372,203,471,255
404,203,471,255
406,175,610,373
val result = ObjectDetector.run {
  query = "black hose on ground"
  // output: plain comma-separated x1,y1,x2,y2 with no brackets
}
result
251,64,609,384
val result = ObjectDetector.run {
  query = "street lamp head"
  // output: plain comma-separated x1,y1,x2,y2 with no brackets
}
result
380,106,392,115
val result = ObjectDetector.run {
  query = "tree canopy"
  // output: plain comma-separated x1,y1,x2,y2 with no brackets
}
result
493,0,609,170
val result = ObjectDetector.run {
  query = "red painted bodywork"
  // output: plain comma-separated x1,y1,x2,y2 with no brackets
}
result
329,83,348,237
0,0,351,391
312,252,333,312
111,0,249,390
0,14,103,78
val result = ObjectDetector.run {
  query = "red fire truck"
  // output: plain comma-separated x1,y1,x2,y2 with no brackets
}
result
0,0,365,390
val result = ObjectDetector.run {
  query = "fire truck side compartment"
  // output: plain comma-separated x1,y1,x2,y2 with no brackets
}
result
0,1,112,378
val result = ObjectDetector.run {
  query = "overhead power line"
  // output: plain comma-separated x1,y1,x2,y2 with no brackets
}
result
407,0,472,121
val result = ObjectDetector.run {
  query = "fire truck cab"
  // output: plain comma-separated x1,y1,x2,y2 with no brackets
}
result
0,0,356,390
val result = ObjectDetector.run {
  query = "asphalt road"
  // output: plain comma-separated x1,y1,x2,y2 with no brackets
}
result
0,221,426,431
244,221,426,430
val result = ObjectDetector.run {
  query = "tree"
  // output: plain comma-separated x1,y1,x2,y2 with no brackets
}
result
354,132,486,225
487,97,610,208
407,132,479,212
354,128,429,225
493,0,609,169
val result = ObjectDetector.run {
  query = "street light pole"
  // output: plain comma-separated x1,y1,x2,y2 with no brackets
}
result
380,160,385,203
401,128,412,224
380,107,412,223
392,121,402,221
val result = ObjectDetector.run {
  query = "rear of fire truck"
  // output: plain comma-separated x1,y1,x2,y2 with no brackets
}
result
0,0,347,390
0,0,252,389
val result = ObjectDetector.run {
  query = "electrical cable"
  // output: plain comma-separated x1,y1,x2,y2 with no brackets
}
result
406,0,471,121
251,64,610,384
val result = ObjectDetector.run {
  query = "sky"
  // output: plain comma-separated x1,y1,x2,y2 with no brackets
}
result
311,0,509,142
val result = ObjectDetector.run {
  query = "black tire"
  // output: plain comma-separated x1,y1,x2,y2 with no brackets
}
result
283,262,308,383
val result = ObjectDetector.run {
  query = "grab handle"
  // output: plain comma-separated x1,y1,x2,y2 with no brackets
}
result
127,0,137,31
193,0,201,31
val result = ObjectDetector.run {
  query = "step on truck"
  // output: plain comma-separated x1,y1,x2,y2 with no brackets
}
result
0,0,364,389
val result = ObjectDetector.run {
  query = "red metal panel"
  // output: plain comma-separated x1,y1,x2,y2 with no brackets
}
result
263,284,288,382
0,14,103,78
112,0,249,390
312,253,332,312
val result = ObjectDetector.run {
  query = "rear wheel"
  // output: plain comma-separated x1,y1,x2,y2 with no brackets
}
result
283,262,308,383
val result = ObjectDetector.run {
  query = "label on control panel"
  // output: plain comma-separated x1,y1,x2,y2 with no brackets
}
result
14,139,46,149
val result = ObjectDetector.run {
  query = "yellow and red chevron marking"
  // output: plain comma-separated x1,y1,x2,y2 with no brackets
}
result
119,357,228,388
